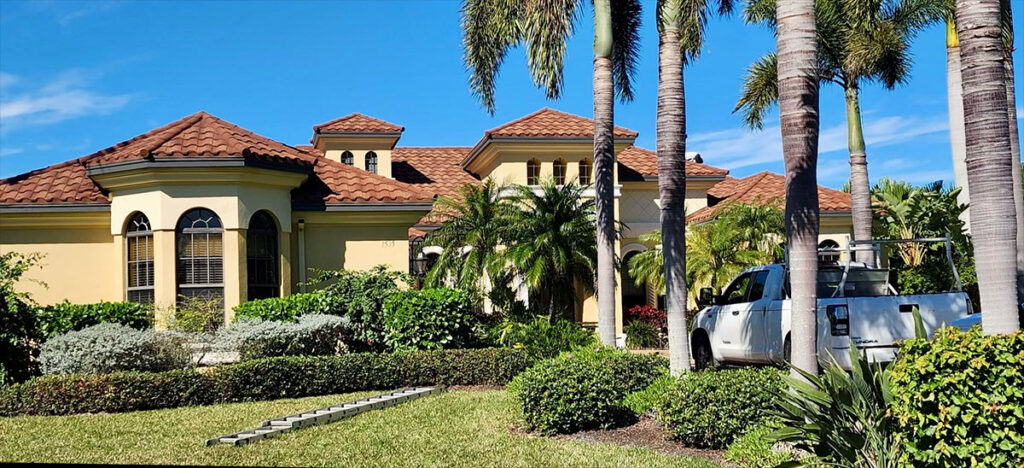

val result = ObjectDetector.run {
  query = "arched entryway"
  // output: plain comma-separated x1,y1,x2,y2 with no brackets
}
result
621,250,648,312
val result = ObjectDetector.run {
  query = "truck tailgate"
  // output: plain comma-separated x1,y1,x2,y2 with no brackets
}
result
842,293,970,347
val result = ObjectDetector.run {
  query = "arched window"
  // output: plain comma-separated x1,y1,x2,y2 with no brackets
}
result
365,151,378,174
578,159,592,185
246,211,279,300
341,151,354,166
819,239,840,265
553,158,566,185
176,208,224,303
125,212,154,304
526,158,541,185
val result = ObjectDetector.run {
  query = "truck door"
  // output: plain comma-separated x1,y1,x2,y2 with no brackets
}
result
714,272,753,361
742,270,773,362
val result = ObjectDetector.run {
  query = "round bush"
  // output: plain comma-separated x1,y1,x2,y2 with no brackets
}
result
509,347,667,434
656,367,783,448
624,321,661,349
216,314,354,360
39,323,191,375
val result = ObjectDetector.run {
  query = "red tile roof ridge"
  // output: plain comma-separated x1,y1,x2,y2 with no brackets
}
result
312,113,405,134
483,107,639,138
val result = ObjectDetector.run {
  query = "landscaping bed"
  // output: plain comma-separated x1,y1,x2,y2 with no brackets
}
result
0,390,722,468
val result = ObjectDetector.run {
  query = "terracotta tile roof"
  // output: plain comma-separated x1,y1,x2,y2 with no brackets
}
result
0,157,108,206
617,146,729,181
687,171,851,223
392,147,480,198
84,111,313,169
484,108,638,139
312,113,404,135
290,146,435,205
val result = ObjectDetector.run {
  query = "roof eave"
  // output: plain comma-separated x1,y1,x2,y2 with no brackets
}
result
84,157,313,177
0,203,110,213
462,135,638,169
292,202,435,212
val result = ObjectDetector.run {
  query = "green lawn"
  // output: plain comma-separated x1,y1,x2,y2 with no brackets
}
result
0,389,720,467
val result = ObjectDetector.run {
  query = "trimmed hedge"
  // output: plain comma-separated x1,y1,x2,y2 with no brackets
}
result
233,293,341,322
890,326,1024,467
656,367,784,448
37,300,153,338
0,348,534,416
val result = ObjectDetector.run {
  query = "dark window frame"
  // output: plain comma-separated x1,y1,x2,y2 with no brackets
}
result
341,150,354,166
176,208,224,305
246,211,279,300
365,151,378,174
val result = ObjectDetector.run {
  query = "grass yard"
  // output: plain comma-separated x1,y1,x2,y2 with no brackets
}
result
0,390,721,468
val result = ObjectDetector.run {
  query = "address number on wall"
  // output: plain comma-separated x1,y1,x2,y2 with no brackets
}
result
382,240,397,247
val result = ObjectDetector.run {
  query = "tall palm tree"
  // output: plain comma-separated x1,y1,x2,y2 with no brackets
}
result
946,20,970,225
774,0,822,376
502,182,598,320
1002,6,1024,305
656,0,733,373
955,0,1021,333
461,0,643,346
424,180,512,295
736,0,944,267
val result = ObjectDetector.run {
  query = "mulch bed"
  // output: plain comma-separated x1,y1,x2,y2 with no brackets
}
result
553,417,728,464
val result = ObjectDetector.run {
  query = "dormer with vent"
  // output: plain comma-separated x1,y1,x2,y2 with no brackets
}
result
310,113,403,178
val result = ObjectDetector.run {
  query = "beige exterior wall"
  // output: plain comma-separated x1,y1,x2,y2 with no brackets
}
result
316,136,397,179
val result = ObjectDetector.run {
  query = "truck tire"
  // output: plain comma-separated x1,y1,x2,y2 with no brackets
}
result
783,335,791,363
693,333,715,370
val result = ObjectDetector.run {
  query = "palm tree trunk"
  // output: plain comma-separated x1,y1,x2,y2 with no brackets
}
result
845,84,874,266
594,0,618,346
946,21,971,228
776,0,821,376
955,0,1021,334
1003,15,1024,304
656,3,691,374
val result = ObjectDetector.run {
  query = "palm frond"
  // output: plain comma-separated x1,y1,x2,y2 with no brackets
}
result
521,0,580,101
733,52,779,129
461,0,523,114
610,0,643,101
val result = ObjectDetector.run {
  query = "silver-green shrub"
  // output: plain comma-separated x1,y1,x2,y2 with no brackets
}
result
39,323,192,375
215,314,354,360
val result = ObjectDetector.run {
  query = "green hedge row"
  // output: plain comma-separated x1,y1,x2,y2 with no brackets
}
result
0,348,534,416
37,301,153,338
233,293,342,322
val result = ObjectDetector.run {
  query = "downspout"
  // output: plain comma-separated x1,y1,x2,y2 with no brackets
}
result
297,219,307,292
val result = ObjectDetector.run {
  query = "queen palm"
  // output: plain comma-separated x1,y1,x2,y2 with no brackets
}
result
502,182,598,320
461,0,643,345
424,180,512,295
954,0,1020,333
736,0,944,267
656,0,733,373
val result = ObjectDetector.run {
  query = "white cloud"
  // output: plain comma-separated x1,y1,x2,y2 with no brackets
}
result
689,113,950,170
0,70,133,131
0,147,24,157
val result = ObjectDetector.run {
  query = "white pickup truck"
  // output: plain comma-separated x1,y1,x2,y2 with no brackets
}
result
689,262,971,370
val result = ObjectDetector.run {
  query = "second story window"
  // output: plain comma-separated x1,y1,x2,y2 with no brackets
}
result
553,158,566,185
527,158,540,185
579,159,592,185
341,150,354,166
366,151,378,174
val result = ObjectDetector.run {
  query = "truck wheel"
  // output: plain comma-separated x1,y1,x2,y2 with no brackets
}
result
783,335,792,363
693,335,714,370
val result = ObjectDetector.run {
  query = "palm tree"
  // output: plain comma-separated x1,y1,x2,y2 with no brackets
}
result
502,181,598,321
626,230,664,295
945,20,970,225
773,0,821,376
657,0,734,374
736,0,944,267
954,0,1021,333
686,221,768,295
461,0,643,346
424,180,512,295
1002,7,1024,306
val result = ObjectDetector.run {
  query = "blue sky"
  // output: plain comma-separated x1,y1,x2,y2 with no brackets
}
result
0,0,1021,188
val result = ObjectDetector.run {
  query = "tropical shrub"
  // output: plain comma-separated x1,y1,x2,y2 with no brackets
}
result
0,348,534,416
624,305,667,331
37,300,153,338
725,422,802,468
623,373,673,416
38,323,192,375
624,321,661,349
382,288,479,351
656,368,783,448
233,293,341,322
168,296,223,333
305,265,406,350
494,318,596,359
0,252,43,384
509,347,667,434
215,315,355,360
890,326,1024,467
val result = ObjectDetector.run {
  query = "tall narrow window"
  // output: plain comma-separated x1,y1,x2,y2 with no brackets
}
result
553,158,566,185
125,212,154,304
578,159,592,185
341,150,354,166
246,211,279,300
527,158,541,185
176,208,224,304
365,151,378,174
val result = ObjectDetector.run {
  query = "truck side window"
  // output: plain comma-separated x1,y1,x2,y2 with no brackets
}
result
747,271,770,301
722,274,752,304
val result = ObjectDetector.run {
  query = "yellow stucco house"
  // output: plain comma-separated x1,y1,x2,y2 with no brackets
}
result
0,107,852,334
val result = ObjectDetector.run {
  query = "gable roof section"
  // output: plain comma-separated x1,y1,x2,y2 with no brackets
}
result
288,146,434,206
617,146,729,182
392,147,480,198
312,113,404,135
687,171,851,223
0,157,109,206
